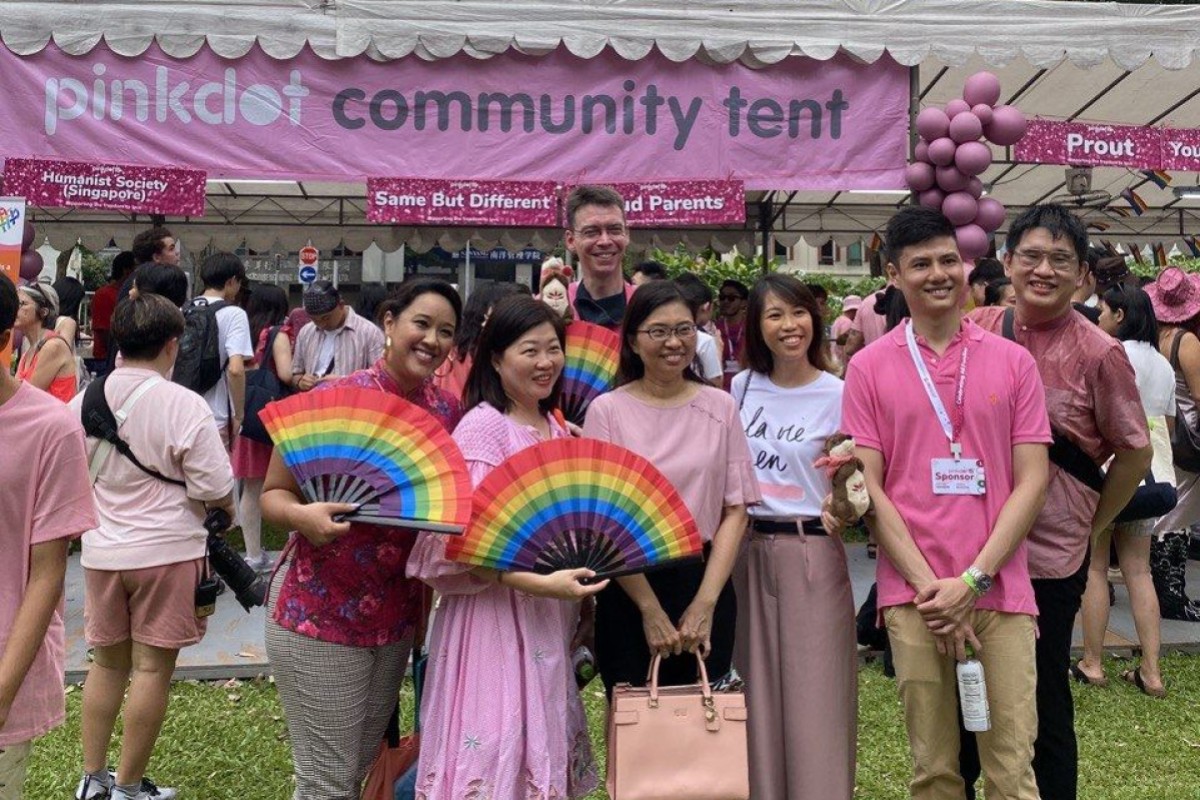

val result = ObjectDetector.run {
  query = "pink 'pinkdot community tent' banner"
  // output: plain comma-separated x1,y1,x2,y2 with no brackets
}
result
603,180,746,227
0,44,908,190
3,157,206,215
367,179,558,226
1015,120,1163,170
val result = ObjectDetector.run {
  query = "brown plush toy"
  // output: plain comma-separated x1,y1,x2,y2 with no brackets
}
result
814,433,871,523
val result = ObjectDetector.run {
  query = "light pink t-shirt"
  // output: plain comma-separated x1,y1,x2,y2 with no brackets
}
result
0,382,97,746
850,291,889,346
583,385,761,541
68,368,235,571
841,319,1052,616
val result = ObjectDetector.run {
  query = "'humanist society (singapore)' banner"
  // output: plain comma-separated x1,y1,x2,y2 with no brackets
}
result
0,44,909,190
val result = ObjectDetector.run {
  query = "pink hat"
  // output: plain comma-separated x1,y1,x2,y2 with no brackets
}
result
1146,267,1200,323
842,294,863,312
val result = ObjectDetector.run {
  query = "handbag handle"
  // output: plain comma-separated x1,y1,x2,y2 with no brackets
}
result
647,651,713,706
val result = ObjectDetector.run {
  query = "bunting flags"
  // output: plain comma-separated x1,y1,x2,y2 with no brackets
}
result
1087,220,1110,232
869,232,882,252
1127,242,1145,265
1109,206,1131,218
1141,170,1173,190
1102,240,1119,257
1152,242,1168,266
1121,188,1148,216
1185,235,1200,259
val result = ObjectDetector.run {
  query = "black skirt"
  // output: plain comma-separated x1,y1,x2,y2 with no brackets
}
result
594,547,737,698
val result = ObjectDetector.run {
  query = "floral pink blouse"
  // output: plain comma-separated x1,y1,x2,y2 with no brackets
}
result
271,360,462,647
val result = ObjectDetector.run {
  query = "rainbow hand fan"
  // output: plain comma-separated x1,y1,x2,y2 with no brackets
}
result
560,322,620,425
446,438,703,578
260,387,472,533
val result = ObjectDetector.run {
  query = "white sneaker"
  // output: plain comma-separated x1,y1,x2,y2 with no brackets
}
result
243,552,274,573
75,774,112,800
109,776,177,800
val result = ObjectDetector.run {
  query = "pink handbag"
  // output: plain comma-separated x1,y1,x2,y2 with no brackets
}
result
606,652,749,800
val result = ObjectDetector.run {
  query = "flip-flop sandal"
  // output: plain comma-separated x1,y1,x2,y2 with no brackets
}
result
1122,668,1167,698
1069,660,1108,687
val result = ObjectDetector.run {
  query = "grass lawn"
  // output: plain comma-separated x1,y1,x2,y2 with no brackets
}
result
26,654,1200,799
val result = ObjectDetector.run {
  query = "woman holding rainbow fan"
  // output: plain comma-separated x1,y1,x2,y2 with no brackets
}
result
260,278,463,799
407,294,607,799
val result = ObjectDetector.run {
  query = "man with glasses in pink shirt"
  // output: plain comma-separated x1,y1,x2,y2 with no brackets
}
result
842,206,1051,800
968,205,1151,800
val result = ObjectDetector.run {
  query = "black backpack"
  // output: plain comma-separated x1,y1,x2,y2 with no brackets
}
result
173,298,227,394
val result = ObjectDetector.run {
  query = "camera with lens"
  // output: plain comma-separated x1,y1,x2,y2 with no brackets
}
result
204,507,267,612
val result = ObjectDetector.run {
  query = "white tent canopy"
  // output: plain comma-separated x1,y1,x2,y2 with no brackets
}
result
4,0,1200,253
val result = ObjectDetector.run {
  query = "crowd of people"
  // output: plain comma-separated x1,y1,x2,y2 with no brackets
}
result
1,185,1198,800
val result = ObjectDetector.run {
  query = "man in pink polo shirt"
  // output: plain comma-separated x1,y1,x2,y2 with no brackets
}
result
969,204,1151,800
842,207,1051,800
0,275,98,798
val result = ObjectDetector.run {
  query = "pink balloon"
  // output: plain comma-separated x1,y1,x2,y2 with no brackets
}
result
954,141,993,176
928,137,957,167
956,224,991,260
943,192,979,227
949,112,984,144
918,188,946,210
984,105,1028,147
967,177,984,199
946,99,971,119
914,140,930,163
936,164,970,193
916,107,951,142
975,197,1007,232
19,250,43,282
21,219,35,251
906,162,937,193
963,71,1003,108
971,104,994,127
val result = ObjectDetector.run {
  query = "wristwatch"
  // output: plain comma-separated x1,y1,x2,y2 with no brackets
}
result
961,566,994,597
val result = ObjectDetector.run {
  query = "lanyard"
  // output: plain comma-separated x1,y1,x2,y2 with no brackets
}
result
904,320,968,459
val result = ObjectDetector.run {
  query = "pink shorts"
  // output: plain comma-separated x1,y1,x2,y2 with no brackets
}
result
84,558,208,650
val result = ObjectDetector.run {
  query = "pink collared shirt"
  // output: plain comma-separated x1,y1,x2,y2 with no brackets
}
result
842,319,1052,616
971,306,1150,578
850,291,889,346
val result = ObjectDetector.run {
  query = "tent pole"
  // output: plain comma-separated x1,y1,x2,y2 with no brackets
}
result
759,194,773,272
908,65,920,205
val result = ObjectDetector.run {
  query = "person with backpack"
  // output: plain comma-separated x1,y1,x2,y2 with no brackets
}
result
68,294,235,800
176,254,253,449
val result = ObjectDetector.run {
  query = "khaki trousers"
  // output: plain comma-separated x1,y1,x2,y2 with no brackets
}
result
884,604,1039,800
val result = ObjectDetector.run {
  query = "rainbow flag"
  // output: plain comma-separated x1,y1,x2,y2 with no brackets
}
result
1152,242,1168,267
1109,206,1131,218
1141,170,1173,190
1127,243,1145,265
1103,240,1120,257
1122,188,1148,216
1087,220,1110,232
1185,236,1200,258
869,232,883,252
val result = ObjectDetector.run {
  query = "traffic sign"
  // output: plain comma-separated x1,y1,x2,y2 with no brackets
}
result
298,264,318,284
299,245,319,266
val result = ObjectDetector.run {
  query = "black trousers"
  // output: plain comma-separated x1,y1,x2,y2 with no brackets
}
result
961,558,1088,800
594,547,736,700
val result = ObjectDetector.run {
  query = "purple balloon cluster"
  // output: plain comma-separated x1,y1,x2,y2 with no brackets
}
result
905,72,1028,260
18,217,41,282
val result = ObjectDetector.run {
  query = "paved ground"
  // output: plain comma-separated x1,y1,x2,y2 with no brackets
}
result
63,543,1200,682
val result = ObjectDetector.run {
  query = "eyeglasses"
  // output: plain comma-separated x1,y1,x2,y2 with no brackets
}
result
1013,248,1078,273
718,292,744,302
638,323,697,342
572,225,628,242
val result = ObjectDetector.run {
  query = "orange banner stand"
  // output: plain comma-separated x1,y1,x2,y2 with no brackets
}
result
0,197,28,370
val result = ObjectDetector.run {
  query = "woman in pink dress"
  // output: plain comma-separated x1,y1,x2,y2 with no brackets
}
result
409,295,607,800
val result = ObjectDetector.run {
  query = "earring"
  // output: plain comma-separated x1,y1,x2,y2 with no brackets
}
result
385,335,393,352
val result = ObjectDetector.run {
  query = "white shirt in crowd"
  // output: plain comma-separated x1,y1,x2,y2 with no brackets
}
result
694,330,723,382
732,369,844,520
1122,339,1177,484
195,299,254,427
